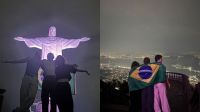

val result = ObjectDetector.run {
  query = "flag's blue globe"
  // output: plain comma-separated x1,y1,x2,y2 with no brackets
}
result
139,65,152,79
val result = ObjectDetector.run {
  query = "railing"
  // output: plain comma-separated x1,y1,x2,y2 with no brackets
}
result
166,72,188,82
166,72,191,112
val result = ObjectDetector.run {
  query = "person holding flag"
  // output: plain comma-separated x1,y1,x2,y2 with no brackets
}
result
141,57,154,112
128,61,141,112
153,55,170,112
128,54,170,112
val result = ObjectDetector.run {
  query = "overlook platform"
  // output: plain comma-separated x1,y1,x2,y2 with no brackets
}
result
101,72,199,112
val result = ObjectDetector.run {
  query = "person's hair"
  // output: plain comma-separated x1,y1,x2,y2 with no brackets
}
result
131,61,140,68
55,55,65,66
47,53,54,61
34,51,41,59
143,57,150,64
155,54,162,62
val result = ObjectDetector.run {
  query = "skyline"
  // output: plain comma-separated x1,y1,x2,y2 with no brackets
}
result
100,53,200,85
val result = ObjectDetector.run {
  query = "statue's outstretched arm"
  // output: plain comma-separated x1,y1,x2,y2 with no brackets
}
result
62,37,90,49
14,37,43,49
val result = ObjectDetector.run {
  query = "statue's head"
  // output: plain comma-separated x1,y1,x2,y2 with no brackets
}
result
48,26,56,37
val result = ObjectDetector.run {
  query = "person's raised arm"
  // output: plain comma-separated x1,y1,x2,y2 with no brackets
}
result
76,69,90,75
14,37,43,49
2,57,29,63
61,37,90,49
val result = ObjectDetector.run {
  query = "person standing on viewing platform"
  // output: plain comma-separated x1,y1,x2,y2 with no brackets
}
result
141,57,154,112
128,61,141,112
40,53,57,112
2,51,41,112
54,55,90,112
154,54,170,112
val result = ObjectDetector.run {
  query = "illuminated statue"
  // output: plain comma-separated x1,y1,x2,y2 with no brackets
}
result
14,26,90,59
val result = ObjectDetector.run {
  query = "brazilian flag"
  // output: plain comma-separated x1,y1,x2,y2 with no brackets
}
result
128,63,166,92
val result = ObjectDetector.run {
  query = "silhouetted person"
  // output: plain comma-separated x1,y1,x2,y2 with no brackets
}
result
141,57,154,112
40,53,56,112
191,83,200,112
128,61,141,112
0,89,6,112
154,55,170,112
2,51,41,112
54,55,90,112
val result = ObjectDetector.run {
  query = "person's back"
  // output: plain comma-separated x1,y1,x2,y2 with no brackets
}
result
154,62,167,83
25,56,41,76
54,55,75,112
128,61,140,92
3,51,42,112
55,64,76,81
54,55,89,112
128,61,141,112
41,59,56,76
21,52,41,112
141,57,154,112
154,55,170,112
41,53,57,112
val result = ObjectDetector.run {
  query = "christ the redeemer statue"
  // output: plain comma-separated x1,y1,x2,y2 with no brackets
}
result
14,26,90,59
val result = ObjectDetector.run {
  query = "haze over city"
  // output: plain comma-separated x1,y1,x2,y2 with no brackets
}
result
100,0,200,86
101,0,200,54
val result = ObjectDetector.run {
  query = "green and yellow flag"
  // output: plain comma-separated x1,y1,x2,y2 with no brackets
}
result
128,63,166,92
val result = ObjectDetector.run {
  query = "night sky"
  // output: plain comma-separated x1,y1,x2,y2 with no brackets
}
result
101,0,200,54
0,0,99,112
